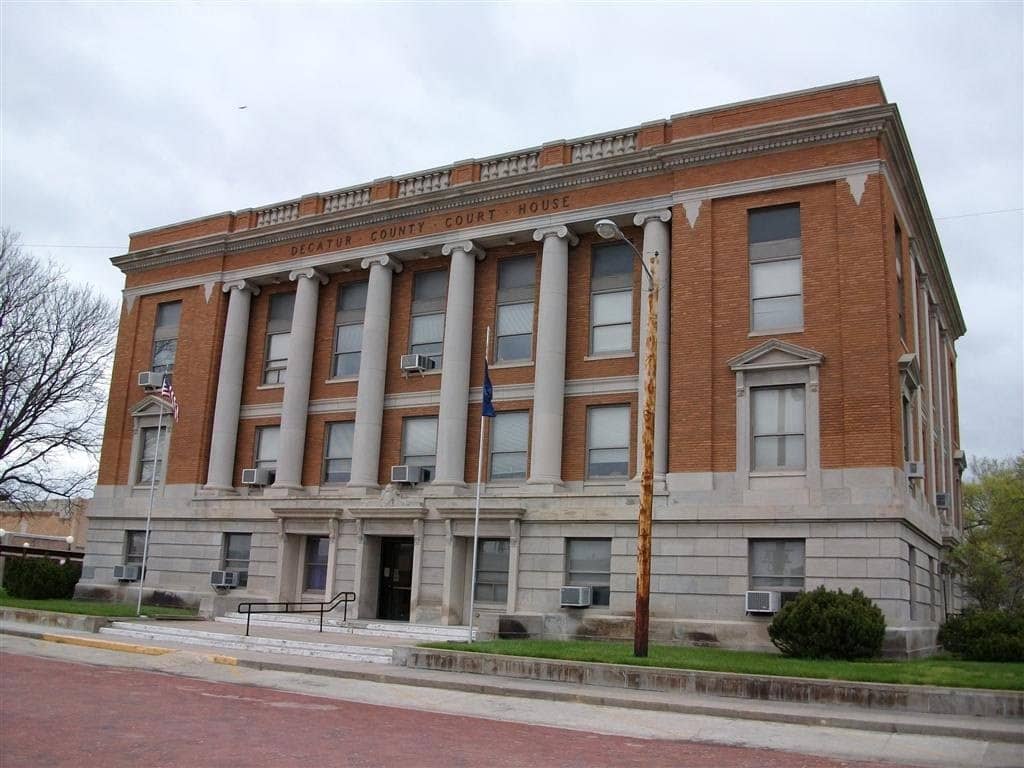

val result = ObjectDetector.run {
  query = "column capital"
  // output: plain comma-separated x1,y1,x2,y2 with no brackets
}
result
441,239,485,261
633,208,672,227
532,224,579,246
222,279,260,296
288,267,329,284
360,254,404,273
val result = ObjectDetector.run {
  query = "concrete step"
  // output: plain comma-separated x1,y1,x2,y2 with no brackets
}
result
99,622,393,664
216,612,475,642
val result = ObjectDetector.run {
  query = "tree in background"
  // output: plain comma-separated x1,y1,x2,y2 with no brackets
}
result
950,455,1024,612
0,229,119,506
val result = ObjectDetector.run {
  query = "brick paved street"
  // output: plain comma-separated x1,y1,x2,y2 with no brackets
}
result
0,652,916,768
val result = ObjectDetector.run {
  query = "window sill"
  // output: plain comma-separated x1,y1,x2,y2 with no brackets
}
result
489,360,533,370
749,470,807,478
583,352,635,362
404,368,442,377
257,383,285,390
325,376,359,384
748,327,804,338
583,478,629,487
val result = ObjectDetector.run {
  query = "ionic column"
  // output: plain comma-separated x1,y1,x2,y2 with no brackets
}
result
634,209,672,479
348,255,402,489
528,224,577,486
204,280,260,491
272,267,327,491
434,240,484,486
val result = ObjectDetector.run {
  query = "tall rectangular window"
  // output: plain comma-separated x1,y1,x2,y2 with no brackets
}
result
255,425,280,485
909,545,917,619
323,422,354,483
749,204,802,332
496,257,535,362
223,533,252,587
749,539,805,601
490,411,529,481
565,538,611,606
303,536,329,592
895,219,906,341
590,244,633,355
137,425,168,485
124,530,147,566
263,293,295,384
751,386,805,471
586,405,630,479
409,270,447,369
333,282,367,378
902,394,913,462
474,539,510,603
402,416,437,482
151,301,181,377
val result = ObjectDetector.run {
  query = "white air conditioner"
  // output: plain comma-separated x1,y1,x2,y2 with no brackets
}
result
935,492,950,510
210,570,240,588
560,585,593,608
114,564,141,582
745,590,781,614
138,371,162,390
241,468,272,486
905,461,925,480
400,353,434,373
391,464,423,484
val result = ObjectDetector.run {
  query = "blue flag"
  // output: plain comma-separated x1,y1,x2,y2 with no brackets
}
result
482,360,496,417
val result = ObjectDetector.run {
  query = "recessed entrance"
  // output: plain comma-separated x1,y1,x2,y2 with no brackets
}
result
378,537,414,621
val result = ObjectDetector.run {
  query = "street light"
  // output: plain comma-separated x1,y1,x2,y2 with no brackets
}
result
594,218,658,658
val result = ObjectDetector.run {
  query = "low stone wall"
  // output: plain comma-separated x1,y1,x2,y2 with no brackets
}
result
0,607,111,633
395,647,1024,720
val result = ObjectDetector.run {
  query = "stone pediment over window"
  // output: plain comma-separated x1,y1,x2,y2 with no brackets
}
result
898,353,921,391
728,339,824,372
130,395,174,419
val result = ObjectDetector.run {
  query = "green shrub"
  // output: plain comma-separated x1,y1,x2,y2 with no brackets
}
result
2,557,82,599
938,609,1024,662
768,586,886,660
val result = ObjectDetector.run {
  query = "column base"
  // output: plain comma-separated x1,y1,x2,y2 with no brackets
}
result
527,478,565,494
345,483,381,496
627,476,669,494
199,484,238,496
265,484,306,498
423,482,470,497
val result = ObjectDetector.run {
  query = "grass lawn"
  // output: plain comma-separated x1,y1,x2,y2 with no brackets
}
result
424,639,1024,691
0,589,197,618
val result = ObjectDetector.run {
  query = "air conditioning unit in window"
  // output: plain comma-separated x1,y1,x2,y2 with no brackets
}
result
745,590,781,614
935,492,951,510
210,570,241,588
138,371,163,390
560,586,593,608
391,464,423,484
241,468,272,486
114,564,141,582
400,354,434,373
905,461,925,480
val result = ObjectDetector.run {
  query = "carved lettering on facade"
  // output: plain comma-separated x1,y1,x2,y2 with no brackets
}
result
290,235,352,257
518,195,571,216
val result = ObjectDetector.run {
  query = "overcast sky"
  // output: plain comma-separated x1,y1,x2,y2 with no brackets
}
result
2,2,1022,465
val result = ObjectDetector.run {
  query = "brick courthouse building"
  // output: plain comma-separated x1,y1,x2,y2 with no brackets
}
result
78,78,966,655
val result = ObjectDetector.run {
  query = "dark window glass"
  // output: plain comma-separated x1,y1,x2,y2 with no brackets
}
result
749,205,801,244
474,539,510,603
565,538,611,606
303,536,329,592
223,533,251,586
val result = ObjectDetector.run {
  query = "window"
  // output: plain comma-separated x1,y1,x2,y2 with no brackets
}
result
263,293,295,384
586,405,629,479
751,386,806,471
496,257,534,362
333,282,367,378
223,533,251,587
909,545,917,620
902,394,913,462
749,539,805,601
323,422,354,484
151,301,181,376
895,219,906,341
749,204,802,332
137,425,168,485
565,538,611,606
402,416,437,482
303,536,329,592
490,411,528,481
124,530,147,566
255,425,280,485
474,539,510,603
590,244,633,355
410,270,447,368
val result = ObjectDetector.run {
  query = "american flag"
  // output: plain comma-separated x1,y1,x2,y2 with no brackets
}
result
160,376,180,422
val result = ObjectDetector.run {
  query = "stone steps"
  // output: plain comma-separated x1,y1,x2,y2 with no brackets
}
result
99,622,394,664
216,612,475,642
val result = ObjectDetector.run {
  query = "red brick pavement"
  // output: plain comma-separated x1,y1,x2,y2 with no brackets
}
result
0,653,912,768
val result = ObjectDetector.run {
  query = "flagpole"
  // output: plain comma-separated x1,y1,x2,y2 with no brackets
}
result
467,326,491,643
136,402,164,616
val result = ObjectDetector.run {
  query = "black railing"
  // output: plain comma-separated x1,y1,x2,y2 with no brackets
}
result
237,591,356,636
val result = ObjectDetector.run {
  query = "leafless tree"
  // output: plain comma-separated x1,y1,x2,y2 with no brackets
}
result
0,229,119,506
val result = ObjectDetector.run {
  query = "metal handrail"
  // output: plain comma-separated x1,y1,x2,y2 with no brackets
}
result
237,591,356,636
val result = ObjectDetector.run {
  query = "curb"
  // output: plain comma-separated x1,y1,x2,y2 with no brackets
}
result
39,632,174,656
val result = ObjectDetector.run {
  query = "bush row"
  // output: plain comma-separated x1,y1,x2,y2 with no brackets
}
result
2,557,82,599
938,609,1024,662
768,586,887,660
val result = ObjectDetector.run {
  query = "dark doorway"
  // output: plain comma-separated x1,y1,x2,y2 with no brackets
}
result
378,537,414,621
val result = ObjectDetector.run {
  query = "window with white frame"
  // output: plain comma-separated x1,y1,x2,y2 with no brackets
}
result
748,539,805,601
124,530,147,567
151,301,181,377
751,386,806,472
490,411,529,481
565,538,611,606
223,533,252,587
587,405,629,479
895,219,906,341
255,425,280,485
496,257,534,362
749,204,802,332
474,539,510,603
136,425,168,485
590,244,633,355
333,282,367,378
263,293,295,384
409,270,447,369
402,416,437,482
323,422,354,484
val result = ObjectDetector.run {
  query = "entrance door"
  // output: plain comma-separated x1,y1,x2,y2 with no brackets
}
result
378,537,414,621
